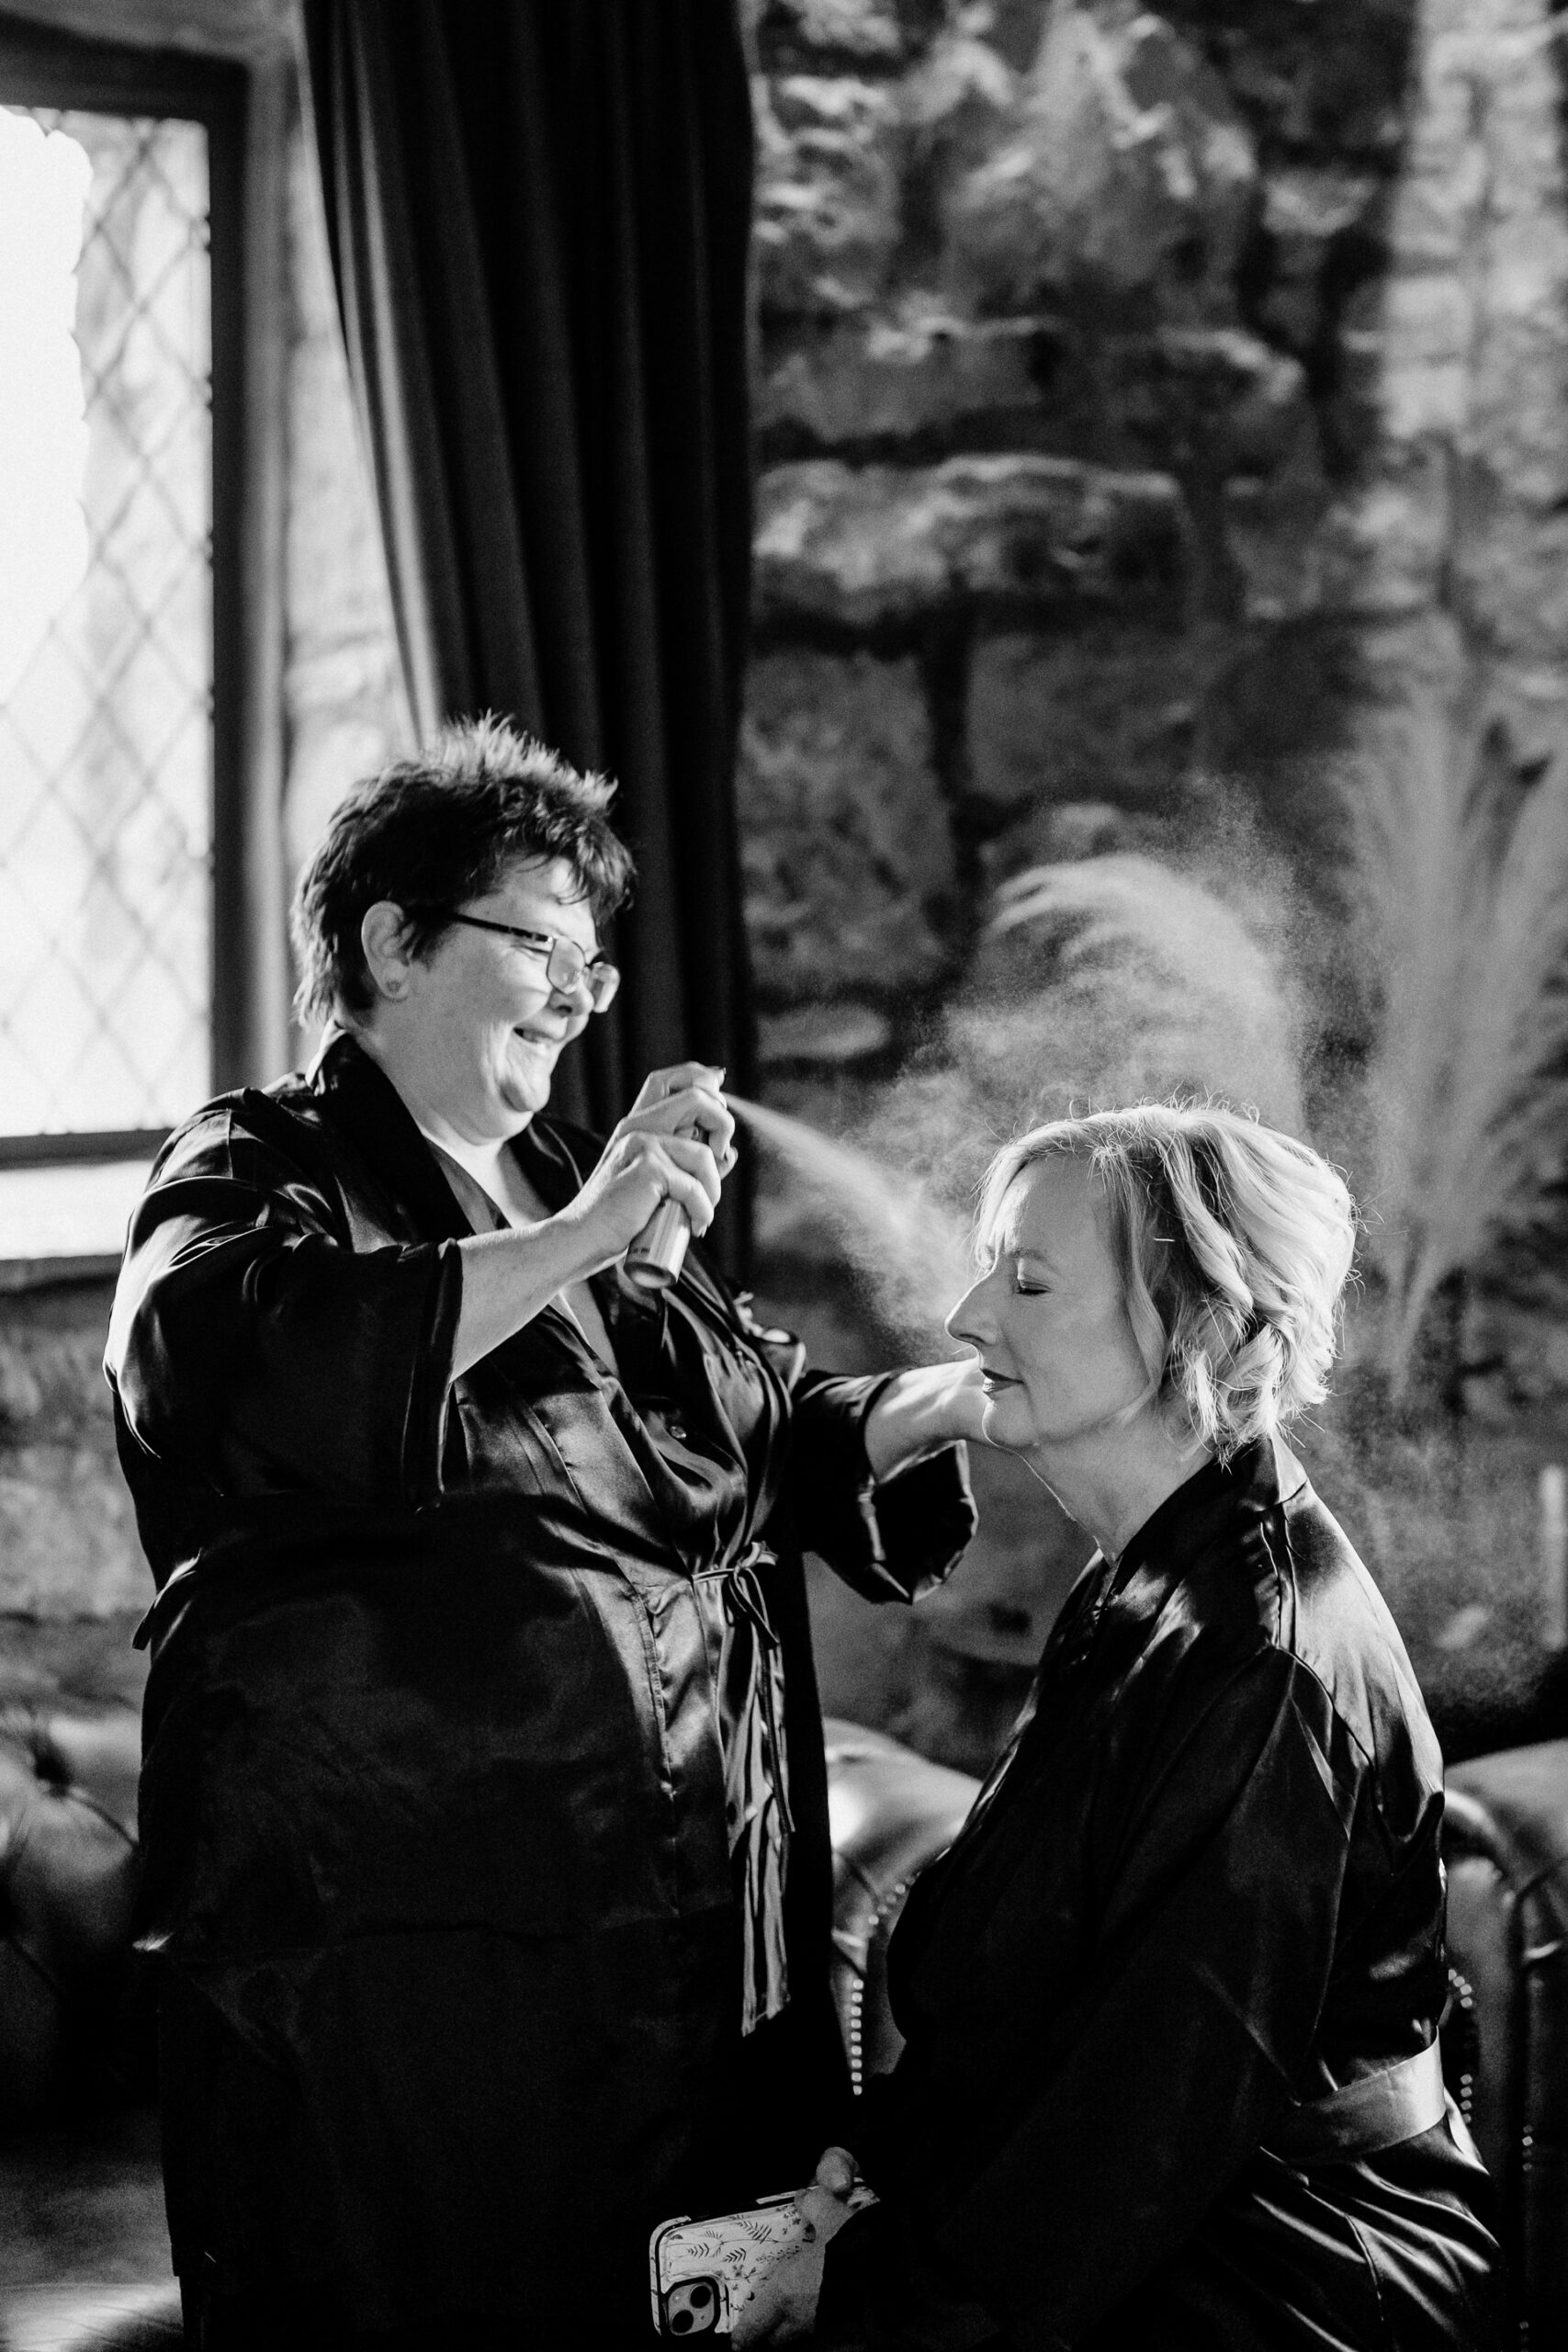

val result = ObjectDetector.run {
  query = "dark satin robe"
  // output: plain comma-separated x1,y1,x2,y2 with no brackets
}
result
824,1440,1504,2352
104,1032,976,2335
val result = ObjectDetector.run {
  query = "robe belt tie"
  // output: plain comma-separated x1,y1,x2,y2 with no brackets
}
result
1261,2040,1448,2165
698,1545,793,2036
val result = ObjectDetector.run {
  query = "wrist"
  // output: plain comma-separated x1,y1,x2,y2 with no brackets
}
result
865,1371,943,1482
547,1196,620,1284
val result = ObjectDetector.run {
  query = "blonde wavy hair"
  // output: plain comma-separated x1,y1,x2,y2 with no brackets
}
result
976,1103,1358,1460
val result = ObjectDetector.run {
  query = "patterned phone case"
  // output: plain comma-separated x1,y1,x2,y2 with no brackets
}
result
649,2184,877,2336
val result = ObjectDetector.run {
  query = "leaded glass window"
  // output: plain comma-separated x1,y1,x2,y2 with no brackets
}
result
0,102,212,1142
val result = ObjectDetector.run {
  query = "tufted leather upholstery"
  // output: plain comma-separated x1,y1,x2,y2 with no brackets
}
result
0,2284,185,2351
824,1717,979,2092
5,1714,1563,2349
824,1718,1568,2348
1443,1740,1568,2348
0,1706,144,2131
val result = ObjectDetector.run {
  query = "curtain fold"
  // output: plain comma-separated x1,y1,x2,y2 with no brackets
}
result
299,0,756,1178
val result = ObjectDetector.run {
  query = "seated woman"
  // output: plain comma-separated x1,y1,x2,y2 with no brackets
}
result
747,1103,1503,2351
106,718,982,2349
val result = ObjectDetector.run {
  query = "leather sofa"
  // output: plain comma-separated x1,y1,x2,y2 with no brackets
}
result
3,1710,1564,2348
1443,1742,1568,2347
823,1719,1568,2349
0,1704,147,2132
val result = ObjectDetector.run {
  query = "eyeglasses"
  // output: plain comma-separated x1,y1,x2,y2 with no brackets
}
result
410,908,621,1012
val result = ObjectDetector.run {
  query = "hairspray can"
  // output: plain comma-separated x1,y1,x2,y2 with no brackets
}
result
623,1125,701,1292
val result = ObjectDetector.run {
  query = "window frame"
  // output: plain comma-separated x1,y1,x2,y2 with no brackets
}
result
0,14,249,1182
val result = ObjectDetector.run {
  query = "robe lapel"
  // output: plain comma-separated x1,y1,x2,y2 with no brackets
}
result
309,1029,475,1245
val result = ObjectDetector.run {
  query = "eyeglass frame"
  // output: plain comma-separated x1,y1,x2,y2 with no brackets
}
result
403,906,621,1012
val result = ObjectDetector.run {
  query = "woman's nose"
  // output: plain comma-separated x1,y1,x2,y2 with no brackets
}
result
945,1273,994,1351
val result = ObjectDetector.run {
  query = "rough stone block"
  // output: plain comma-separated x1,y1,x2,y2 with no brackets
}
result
1152,327,1312,478
1256,167,1381,359
899,27,1021,267
754,74,904,319
965,624,1196,821
757,0,910,69
754,455,1183,630
1221,424,1336,625
1161,0,1416,164
1348,0,1568,678
738,650,954,1004
0,1302,144,1623
759,311,1058,450
947,2,1257,315
0,1447,143,1618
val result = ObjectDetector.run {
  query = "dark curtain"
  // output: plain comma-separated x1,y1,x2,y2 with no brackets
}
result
299,2,757,1204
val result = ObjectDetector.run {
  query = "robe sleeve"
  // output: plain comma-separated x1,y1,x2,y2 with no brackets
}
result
863,1645,1359,2351
774,1369,976,1606
106,1103,463,1510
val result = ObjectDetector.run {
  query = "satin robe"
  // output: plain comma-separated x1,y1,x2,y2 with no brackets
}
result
823,1440,1504,2351
106,1031,975,2336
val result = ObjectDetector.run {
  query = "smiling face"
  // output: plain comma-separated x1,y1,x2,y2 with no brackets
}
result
383,855,600,1141
945,1151,1156,1460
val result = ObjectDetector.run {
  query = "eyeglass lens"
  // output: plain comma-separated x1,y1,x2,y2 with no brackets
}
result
547,938,619,1011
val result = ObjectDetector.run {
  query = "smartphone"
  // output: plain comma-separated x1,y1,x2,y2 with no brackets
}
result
649,2184,876,2336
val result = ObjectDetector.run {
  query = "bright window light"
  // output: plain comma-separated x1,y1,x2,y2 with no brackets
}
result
0,102,212,1150
0,108,90,702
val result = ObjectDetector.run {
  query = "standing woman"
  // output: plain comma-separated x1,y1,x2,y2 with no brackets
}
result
752,1104,1503,2351
107,718,980,2349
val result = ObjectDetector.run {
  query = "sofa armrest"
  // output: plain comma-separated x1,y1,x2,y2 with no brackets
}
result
1444,1739,1568,2346
824,1718,979,2093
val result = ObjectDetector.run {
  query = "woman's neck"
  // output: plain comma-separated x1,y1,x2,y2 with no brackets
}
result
1025,1414,1210,1565
353,1023,523,1184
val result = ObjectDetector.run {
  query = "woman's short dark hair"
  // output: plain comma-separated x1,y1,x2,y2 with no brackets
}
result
291,716,635,1023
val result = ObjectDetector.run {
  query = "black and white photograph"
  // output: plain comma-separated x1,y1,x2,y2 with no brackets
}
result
0,3,1562,2347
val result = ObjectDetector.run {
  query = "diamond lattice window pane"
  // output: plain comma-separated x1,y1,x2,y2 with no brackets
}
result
0,103,211,1136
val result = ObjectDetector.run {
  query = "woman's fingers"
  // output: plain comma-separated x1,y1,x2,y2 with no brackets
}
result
627,1059,722,1114
800,2146,861,2245
568,1128,721,1269
659,1129,724,1213
605,1134,716,1236
731,2237,825,2347
798,2184,858,2243
619,1066,736,1163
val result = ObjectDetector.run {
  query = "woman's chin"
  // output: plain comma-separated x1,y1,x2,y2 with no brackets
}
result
980,1393,1036,1453
498,1048,558,1116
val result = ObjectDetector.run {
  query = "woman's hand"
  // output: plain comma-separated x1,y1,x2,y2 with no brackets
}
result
865,1354,991,1481
448,1065,735,1374
558,1062,736,1275
732,2148,862,2349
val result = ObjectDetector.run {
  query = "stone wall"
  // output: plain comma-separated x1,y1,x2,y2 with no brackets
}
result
0,1273,144,1709
741,0,1568,1162
740,0,1568,1761
740,0,1429,1075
